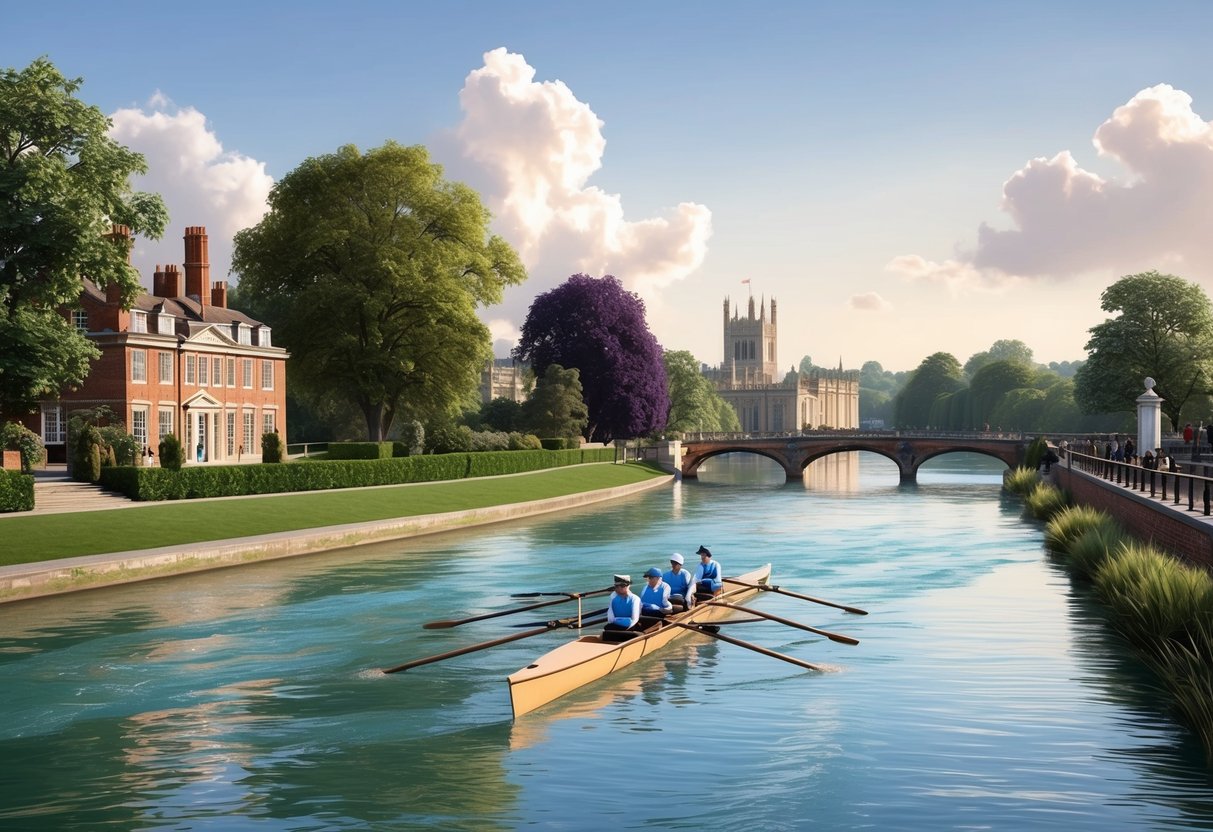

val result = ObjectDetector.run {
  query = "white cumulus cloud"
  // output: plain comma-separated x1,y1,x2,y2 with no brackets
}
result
891,84,1213,288
435,48,712,341
848,291,892,311
109,94,273,289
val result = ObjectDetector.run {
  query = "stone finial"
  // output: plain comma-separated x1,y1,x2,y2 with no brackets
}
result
1144,377,1156,393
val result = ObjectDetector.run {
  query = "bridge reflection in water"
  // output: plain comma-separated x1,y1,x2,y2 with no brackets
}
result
696,451,863,490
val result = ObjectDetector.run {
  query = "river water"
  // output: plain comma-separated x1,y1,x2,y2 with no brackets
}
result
2,453,1212,830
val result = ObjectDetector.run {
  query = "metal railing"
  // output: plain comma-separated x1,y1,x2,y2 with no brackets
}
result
1066,450,1213,516
682,429,1027,442
285,442,329,458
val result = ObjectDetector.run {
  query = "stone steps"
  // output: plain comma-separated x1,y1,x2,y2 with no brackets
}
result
30,479,134,515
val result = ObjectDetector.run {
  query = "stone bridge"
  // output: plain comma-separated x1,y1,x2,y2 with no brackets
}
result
678,431,1031,482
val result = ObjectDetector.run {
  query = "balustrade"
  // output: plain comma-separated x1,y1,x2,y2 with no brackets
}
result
1066,450,1213,516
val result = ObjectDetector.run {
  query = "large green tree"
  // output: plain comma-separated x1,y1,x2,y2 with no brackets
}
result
663,349,741,434
894,352,963,428
1074,271,1213,431
0,58,167,417
232,142,525,440
963,339,1034,378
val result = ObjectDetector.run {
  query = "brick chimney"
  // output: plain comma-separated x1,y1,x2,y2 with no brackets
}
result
211,280,229,309
163,264,183,298
183,226,209,306
105,279,124,305
106,224,133,264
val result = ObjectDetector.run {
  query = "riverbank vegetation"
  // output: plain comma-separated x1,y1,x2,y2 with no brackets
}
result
0,462,667,566
1015,489,1213,754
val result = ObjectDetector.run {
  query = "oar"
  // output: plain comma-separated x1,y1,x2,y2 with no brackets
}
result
384,625,558,674
422,587,614,629
706,601,859,645
510,590,585,598
510,607,608,627
670,621,824,672
724,578,868,615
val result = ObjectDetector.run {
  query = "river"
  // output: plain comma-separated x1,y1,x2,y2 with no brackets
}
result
2,453,1212,830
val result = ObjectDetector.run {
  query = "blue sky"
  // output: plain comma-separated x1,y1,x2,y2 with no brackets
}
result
10,1,1213,371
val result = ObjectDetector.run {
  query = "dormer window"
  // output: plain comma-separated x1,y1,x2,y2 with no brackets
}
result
259,327,272,347
157,313,174,335
238,324,251,345
72,309,88,333
131,311,148,333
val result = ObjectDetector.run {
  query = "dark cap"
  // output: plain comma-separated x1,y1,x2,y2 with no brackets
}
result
644,567,662,578
696,545,711,556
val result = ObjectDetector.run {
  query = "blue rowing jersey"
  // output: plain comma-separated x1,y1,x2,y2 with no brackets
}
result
663,569,693,597
610,593,637,626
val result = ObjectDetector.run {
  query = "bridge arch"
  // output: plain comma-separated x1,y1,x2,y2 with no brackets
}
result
800,446,903,476
911,446,1018,476
681,447,799,480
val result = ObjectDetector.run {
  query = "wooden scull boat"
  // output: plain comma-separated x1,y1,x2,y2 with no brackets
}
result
506,563,772,718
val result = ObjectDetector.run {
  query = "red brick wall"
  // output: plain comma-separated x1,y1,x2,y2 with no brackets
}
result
1056,466,1213,570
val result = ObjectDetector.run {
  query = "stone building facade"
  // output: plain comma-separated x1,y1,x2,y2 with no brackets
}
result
705,295,859,432
22,226,289,464
479,358,528,403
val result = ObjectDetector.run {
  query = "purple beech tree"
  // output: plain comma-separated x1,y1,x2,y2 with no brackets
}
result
514,274,669,443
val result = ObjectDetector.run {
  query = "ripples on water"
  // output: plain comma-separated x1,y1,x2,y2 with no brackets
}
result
2,452,1212,830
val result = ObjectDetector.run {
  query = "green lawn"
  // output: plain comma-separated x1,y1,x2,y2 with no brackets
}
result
0,463,668,566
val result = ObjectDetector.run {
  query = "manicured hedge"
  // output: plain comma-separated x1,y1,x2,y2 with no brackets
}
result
99,447,620,501
0,469,34,513
328,442,395,460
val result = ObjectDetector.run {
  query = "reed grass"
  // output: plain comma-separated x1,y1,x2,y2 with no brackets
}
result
1149,614,1213,752
1043,505,1115,554
1093,541,1213,650
1003,466,1040,496
1024,482,1068,521
1066,524,1128,579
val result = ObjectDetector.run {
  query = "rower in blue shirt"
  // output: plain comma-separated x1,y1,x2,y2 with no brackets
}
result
603,574,642,641
663,553,695,610
639,567,673,620
693,545,723,602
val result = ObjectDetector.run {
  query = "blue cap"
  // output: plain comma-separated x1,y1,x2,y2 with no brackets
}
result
644,567,662,578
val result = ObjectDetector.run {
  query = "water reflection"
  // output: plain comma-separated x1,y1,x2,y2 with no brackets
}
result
4,454,1213,830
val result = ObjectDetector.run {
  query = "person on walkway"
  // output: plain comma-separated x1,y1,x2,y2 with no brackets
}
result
604,575,641,640
1205,423,1212,448
663,553,695,610
693,545,724,601
639,567,673,620
1184,423,1194,444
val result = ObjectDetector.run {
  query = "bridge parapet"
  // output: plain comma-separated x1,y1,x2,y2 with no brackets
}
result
679,433,1029,483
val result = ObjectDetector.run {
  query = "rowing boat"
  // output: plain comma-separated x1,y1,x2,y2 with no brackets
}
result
506,563,773,718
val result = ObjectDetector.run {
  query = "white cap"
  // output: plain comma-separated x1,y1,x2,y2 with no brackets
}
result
669,553,684,565
613,574,631,585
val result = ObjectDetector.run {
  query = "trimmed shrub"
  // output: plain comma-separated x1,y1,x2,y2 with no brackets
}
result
1,421,46,473
328,442,394,460
470,430,510,452
1024,482,1068,521
427,424,473,454
99,447,621,501
262,432,284,463
97,425,138,466
72,424,102,482
1043,505,1114,554
0,469,34,512
508,432,542,451
159,433,184,471
397,420,424,456
1003,466,1040,496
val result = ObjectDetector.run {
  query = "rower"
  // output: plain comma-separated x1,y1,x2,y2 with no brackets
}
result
602,574,642,642
639,567,673,625
663,553,694,610
693,545,723,602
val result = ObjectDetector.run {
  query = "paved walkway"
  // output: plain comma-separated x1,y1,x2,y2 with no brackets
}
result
0,472,673,603
20,465,136,515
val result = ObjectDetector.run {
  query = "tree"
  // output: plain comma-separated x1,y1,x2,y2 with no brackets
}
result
0,58,167,417
1074,271,1213,430
514,274,669,442
232,142,525,440
663,349,740,434
479,397,523,433
969,360,1036,427
520,364,589,439
894,352,963,428
963,339,1034,378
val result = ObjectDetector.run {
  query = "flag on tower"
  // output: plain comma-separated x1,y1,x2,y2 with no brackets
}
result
740,278,751,284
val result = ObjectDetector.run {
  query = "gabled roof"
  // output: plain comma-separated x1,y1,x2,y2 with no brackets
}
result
81,277,267,327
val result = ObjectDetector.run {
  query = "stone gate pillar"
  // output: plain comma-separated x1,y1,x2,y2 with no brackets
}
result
1136,377,1163,456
